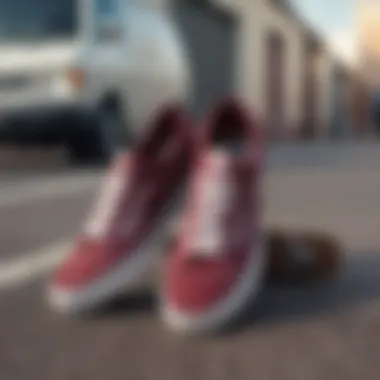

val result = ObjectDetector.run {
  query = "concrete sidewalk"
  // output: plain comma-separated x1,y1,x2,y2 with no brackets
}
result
0,141,380,380
0,145,69,172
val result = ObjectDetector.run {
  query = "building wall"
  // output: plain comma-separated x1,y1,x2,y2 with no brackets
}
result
348,73,373,136
165,0,329,138
230,0,306,136
317,50,334,137
262,1,305,134
173,1,238,117
299,43,336,139
356,0,380,86
211,0,353,139
231,1,264,111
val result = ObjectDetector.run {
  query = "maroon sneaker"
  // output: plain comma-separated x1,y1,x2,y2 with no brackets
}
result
48,106,191,313
161,98,266,332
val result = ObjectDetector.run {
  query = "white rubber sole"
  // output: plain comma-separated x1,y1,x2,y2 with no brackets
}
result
47,200,181,315
160,238,266,333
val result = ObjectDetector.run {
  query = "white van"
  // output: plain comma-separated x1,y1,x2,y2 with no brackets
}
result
0,0,191,162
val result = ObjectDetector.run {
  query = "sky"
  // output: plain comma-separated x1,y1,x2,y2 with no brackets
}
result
292,0,357,63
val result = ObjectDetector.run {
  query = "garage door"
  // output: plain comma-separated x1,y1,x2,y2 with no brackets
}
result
330,66,350,138
173,0,238,118
266,31,286,138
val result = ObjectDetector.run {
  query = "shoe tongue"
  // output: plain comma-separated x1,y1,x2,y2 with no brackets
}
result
186,149,233,258
84,153,132,239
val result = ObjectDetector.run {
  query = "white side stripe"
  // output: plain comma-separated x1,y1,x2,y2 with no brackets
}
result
190,152,231,256
85,171,129,238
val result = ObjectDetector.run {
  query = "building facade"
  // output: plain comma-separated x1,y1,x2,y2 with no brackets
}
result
356,0,380,87
153,0,362,139
172,0,337,138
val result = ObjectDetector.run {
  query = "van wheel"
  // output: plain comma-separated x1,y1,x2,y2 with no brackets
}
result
67,102,131,166
92,101,131,164
66,126,96,166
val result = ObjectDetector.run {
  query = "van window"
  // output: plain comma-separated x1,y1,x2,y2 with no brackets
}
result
0,0,77,42
95,0,119,17
94,0,123,42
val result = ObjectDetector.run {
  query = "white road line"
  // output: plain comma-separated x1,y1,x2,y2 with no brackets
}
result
0,239,72,292
0,175,101,208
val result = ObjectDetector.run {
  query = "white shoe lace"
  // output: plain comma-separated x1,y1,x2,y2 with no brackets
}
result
187,151,232,257
85,164,130,239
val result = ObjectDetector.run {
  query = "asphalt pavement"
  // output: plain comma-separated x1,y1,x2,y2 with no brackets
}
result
1,141,380,380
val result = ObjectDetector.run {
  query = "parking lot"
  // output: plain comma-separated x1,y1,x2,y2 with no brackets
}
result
1,141,380,380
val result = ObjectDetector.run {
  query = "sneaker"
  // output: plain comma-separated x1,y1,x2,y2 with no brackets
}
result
161,98,266,332
48,105,191,314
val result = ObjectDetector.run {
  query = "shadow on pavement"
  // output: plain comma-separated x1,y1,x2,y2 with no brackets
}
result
78,250,380,335
91,288,156,318
235,249,380,332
